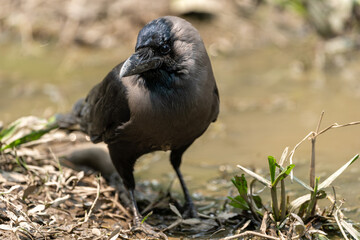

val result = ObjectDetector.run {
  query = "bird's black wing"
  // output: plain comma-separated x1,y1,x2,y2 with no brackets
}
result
79,63,130,144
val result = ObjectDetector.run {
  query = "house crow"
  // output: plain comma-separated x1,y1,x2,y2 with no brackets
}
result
59,16,219,226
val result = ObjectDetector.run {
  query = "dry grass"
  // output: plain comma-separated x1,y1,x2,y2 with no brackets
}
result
0,144,137,239
0,117,241,239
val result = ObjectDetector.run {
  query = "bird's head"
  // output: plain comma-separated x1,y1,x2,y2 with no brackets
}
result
119,16,208,83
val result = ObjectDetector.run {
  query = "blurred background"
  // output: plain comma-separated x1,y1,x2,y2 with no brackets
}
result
1,0,360,219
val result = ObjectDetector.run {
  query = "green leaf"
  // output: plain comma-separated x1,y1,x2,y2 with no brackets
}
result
306,177,320,219
0,123,18,141
272,164,295,187
318,154,359,190
275,0,307,16
227,196,249,210
252,195,263,209
231,175,248,197
1,118,58,151
16,156,28,170
2,129,49,150
141,211,153,224
312,234,330,240
289,190,326,214
316,190,326,199
268,156,277,184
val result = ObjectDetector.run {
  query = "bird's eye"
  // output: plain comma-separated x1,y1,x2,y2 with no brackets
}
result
159,44,171,55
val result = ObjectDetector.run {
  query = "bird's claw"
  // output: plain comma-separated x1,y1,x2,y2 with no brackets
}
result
131,222,168,240
182,202,198,219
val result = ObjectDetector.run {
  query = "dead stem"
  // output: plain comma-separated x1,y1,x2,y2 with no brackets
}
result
260,211,269,233
82,176,101,223
279,147,288,221
328,186,337,216
317,121,360,136
280,179,286,220
288,131,314,181
310,111,324,189
287,116,360,182
333,202,349,240
310,137,316,189
223,230,280,240
111,191,131,218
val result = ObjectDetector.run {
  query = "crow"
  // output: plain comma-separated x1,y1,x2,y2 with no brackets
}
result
58,15,219,228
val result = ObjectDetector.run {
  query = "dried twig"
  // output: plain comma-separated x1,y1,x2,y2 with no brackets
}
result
288,131,313,181
260,212,268,234
223,230,280,240
287,116,360,181
82,176,101,223
333,202,349,240
310,111,324,188
111,192,131,218
328,186,337,216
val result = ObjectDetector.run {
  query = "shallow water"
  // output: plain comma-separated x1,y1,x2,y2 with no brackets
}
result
1,41,360,223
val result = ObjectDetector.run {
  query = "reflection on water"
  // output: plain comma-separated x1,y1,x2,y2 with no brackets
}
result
1,41,359,220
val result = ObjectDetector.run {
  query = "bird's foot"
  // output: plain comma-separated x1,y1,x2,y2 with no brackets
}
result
131,220,168,240
182,201,198,219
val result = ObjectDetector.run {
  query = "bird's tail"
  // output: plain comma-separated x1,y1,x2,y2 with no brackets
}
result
55,98,85,129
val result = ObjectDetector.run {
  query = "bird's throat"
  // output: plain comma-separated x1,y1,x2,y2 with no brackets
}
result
140,69,174,91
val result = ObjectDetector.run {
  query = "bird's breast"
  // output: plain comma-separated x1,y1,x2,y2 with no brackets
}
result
121,84,211,150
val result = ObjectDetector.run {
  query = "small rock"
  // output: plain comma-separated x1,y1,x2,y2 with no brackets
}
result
92,228,102,236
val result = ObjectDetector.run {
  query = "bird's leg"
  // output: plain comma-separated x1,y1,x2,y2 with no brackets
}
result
128,188,142,225
170,144,198,218
127,186,168,239
126,189,166,239
112,170,144,226
174,166,198,218
108,143,167,238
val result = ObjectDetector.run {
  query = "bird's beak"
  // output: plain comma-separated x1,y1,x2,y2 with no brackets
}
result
119,48,162,79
